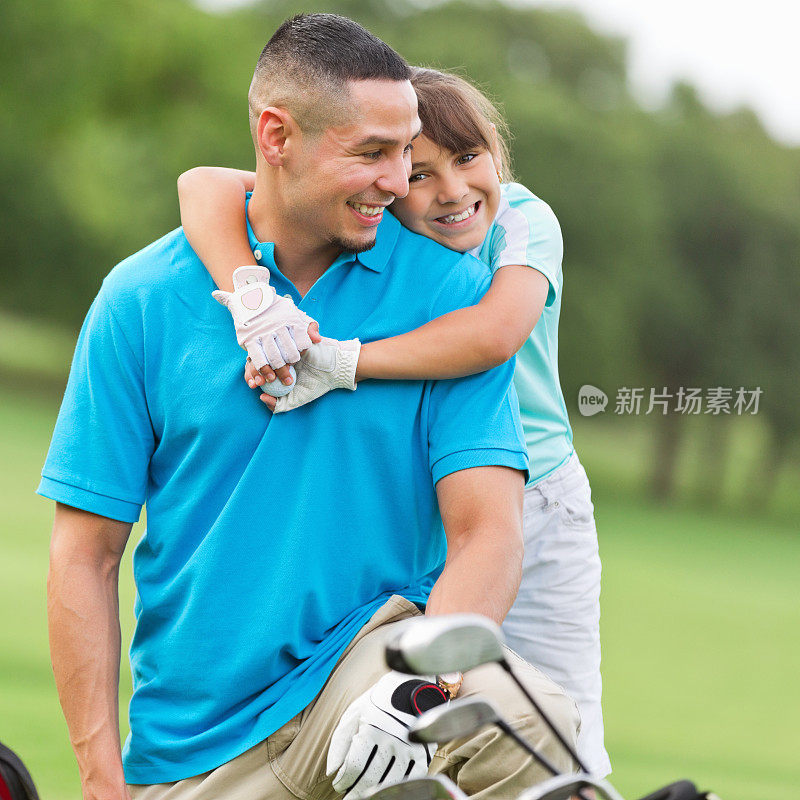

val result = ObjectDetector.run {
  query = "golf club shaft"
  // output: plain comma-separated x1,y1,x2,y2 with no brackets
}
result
496,721,593,800
500,659,591,774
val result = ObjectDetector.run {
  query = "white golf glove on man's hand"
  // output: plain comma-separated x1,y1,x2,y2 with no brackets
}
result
326,671,448,799
269,337,361,412
212,266,317,370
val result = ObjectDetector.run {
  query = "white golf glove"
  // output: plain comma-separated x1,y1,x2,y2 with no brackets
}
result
327,671,448,799
212,265,317,370
269,337,361,412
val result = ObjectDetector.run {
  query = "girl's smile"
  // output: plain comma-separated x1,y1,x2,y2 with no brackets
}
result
431,199,482,229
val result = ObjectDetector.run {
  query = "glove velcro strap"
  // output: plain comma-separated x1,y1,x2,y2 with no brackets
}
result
390,680,448,717
334,346,360,391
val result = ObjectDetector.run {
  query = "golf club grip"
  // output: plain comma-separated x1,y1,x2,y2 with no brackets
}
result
635,781,702,800
499,660,590,774
392,679,448,716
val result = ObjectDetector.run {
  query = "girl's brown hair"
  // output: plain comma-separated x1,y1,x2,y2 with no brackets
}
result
409,67,513,181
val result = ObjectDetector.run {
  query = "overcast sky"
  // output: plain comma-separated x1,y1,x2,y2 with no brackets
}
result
199,0,800,146
528,0,800,145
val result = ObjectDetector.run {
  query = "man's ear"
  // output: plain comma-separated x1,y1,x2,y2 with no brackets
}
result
257,107,297,167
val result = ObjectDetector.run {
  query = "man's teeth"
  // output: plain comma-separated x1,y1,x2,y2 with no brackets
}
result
439,204,476,224
350,202,383,217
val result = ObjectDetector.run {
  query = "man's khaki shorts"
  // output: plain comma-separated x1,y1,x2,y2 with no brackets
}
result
129,595,580,800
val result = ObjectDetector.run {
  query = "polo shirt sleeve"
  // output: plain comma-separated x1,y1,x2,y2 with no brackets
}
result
425,257,529,485
38,284,154,523
486,185,563,308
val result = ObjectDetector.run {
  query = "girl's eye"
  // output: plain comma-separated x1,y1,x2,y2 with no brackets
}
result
409,173,427,183
456,153,477,165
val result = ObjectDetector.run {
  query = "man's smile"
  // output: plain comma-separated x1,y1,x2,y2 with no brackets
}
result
347,200,389,225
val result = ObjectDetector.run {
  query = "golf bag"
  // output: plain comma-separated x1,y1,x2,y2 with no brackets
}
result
637,780,714,800
0,742,40,800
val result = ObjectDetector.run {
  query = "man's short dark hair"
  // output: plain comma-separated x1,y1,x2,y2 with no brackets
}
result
249,14,410,139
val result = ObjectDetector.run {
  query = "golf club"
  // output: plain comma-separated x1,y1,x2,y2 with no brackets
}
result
386,615,506,674
408,702,721,800
408,697,564,779
361,775,468,800
386,615,590,773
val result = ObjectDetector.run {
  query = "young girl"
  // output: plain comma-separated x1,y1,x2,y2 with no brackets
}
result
177,67,610,776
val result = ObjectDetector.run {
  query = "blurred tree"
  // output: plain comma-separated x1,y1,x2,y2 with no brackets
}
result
1,0,260,324
639,82,800,500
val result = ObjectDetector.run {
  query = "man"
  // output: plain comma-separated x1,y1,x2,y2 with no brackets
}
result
41,14,579,800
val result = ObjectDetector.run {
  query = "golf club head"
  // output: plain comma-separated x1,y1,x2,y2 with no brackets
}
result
409,697,501,743
517,773,626,800
385,614,506,675
362,775,468,800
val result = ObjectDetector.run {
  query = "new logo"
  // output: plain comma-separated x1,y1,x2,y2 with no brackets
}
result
578,385,607,416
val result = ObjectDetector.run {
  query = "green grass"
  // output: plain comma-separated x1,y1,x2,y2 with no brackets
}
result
2,384,799,800
0,385,138,799
597,498,800,799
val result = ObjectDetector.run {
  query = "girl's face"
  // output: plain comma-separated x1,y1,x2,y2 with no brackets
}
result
391,135,501,253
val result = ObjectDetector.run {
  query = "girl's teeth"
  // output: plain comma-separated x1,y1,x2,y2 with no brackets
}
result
351,202,383,217
440,204,476,224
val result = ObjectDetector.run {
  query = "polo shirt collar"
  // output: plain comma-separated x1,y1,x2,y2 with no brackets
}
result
244,194,399,274
244,200,275,270
354,210,399,273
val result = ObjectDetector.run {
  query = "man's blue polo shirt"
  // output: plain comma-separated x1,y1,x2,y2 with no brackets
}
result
38,205,528,783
